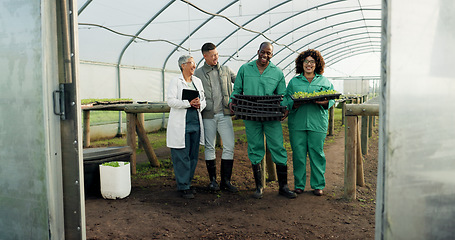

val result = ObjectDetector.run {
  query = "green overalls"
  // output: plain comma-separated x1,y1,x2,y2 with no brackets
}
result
230,61,288,165
284,73,335,190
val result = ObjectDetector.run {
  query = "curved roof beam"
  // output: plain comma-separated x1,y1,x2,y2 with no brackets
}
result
270,20,381,62
323,43,381,60
282,42,380,76
162,0,239,71
276,32,381,68
115,0,176,100
274,25,381,66
284,49,380,78
196,0,293,67
280,37,381,71
324,45,381,63
77,0,93,15
319,36,381,52
223,7,381,65
326,48,380,65
118,1,176,67
221,0,351,65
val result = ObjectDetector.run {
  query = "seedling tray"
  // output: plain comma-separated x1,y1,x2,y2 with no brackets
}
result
291,93,341,103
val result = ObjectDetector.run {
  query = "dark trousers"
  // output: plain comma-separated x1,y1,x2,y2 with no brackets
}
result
171,108,200,190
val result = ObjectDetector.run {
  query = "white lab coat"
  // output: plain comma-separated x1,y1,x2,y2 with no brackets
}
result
166,74,206,149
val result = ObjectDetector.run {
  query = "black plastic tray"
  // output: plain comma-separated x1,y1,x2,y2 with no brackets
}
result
234,94,283,102
234,111,284,121
233,105,286,114
291,93,341,103
232,98,281,108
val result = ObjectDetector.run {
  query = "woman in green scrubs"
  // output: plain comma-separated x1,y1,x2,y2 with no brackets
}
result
284,49,335,196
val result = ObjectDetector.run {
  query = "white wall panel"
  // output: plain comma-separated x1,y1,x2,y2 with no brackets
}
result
79,63,118,99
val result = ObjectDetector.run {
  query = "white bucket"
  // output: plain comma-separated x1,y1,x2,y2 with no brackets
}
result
99,161,131,199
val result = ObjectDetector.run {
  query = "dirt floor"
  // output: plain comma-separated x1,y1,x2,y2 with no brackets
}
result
85,118,378,239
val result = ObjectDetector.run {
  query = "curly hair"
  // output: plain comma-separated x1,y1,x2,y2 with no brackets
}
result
295,49,325,75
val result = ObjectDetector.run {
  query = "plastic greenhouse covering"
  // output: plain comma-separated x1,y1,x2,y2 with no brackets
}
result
76,0,382,101
3,0,455,239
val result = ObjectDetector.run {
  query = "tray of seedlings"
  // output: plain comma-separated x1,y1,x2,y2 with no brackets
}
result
290,90,341,103
231,94,285,121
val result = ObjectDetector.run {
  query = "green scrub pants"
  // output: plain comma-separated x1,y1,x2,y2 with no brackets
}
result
290,130,327,190
244,120,287,165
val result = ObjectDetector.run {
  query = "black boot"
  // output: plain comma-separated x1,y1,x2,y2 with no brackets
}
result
220,160,239,192
206,160,220,191
252,163,263,199
276,164,297,199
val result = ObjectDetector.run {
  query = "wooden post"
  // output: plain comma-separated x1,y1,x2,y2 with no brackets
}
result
344,115,357,200
328,105,335,136
83,110,90,148
127,113,137,174
265,147,277,181
341,101,346,126
135,117,160,167
137,113,145,149
357,117,365,187
368,116,373,138
361,115,369,155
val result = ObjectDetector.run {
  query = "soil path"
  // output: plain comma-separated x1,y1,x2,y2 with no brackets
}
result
85,124,378,239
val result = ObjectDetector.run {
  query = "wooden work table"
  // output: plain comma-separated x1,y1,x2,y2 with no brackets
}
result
82,103,170,174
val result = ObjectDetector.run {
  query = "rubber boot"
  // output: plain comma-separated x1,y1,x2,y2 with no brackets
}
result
276,164,297,199
220,159,239,193
206,160,220,191
252,163,263,199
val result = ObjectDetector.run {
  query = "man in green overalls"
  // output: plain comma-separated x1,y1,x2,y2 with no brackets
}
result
229,42,296,199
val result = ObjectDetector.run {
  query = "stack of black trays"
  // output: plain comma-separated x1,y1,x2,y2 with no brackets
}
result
232,94,286,121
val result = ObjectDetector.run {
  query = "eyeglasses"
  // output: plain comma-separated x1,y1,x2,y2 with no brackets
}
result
304,60,315,65
184,61,196,66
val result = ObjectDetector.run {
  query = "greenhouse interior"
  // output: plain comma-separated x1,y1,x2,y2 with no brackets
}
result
1,0,454,239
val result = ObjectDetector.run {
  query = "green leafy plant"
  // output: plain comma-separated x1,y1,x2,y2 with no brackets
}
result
101,161,129,167
81,98,132,105
293,89,339,99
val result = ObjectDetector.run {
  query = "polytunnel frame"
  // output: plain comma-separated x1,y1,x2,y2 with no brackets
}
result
250,19,381,63
77,0,382,133
161,0,239,98
195,0,294,67
272,26,381,66
222,7,381,66
66,1,384,238
279,35,382,75
325,44,381,63
317,36,381,59
285,48,380,78
77,0,381,92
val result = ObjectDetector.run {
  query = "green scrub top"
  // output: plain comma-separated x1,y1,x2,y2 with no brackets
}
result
284,73,335,133
230,60,286,102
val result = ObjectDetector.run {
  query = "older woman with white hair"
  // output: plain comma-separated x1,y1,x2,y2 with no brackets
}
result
166,55,206,199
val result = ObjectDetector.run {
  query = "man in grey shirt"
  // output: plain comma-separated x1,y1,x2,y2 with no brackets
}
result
194,42,238,192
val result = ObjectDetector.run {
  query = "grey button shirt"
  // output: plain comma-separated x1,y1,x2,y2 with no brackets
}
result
207,66,223,114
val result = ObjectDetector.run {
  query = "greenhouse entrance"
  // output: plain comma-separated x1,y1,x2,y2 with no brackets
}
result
2,0,455,239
